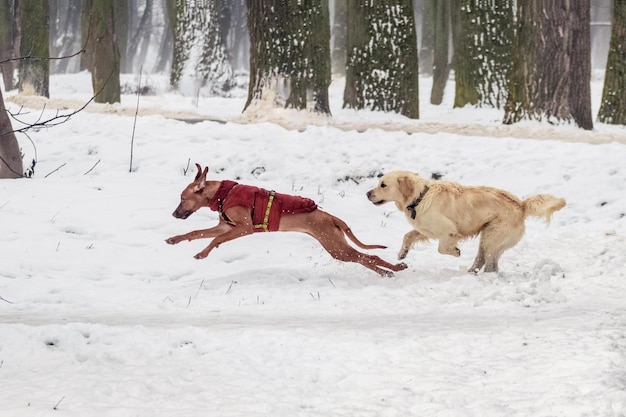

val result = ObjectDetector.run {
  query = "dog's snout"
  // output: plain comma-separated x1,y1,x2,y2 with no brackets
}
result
172,208,192,219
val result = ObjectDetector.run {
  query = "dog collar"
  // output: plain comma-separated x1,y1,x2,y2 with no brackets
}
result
406,186,429,219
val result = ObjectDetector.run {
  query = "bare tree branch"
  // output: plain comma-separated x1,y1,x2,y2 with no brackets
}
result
0,47,85,66
2,68,115,137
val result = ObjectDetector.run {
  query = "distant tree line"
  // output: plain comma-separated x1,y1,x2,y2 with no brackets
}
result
1,0,625,178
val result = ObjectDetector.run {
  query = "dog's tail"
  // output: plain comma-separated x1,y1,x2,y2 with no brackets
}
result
523,194,566,224
331,215,387,250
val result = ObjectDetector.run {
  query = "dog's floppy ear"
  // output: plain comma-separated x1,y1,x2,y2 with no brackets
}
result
397,175,415,202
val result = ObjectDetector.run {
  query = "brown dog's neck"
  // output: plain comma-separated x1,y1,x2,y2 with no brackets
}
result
200,181,221,200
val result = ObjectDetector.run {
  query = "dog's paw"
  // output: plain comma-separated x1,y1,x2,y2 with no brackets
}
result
193,252,208,260
397,249,408,260
165,236,182,245
397,262,408,271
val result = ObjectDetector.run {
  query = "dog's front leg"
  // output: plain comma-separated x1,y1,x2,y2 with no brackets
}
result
398,229,428,260
166,219,233,245
194,226,253,259
437,236,461,257
194,207,254,259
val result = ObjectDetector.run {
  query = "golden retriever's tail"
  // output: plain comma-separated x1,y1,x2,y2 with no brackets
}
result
331,215,387,250
523,194,566,224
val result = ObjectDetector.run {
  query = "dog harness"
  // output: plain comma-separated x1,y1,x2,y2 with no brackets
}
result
254,190,276,232
207,181,317,232
406,186,430,219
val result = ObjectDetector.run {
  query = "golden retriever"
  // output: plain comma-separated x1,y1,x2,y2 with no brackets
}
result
366,171,566,273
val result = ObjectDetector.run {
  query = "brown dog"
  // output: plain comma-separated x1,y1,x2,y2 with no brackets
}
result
366,171,566,273
166,164,407,277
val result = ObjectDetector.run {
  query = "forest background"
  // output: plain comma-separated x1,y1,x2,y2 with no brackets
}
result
0,0,623,179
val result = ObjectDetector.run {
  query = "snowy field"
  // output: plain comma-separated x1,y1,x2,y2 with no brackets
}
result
1,72,625,416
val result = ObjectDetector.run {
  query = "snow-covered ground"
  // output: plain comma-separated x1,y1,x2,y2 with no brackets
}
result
1,72,625,416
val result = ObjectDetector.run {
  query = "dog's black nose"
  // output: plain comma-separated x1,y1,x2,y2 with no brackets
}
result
172,210,190,219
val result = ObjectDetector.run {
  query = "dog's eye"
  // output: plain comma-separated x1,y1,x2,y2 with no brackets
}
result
380,182,386,188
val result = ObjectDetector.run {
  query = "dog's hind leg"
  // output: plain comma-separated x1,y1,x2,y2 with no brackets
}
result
469,243,486,274
478,220,525,273
308,217,407,277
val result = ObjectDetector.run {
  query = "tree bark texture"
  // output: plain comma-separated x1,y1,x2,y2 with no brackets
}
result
170,0,232,93
0,0,15,90
114,0,130,73
245,0,331,114
452,0,513,109
331,0,348,76
430,0,450,105
0,88,23,178
221,0,249,72
49,0,82,74
598,0,626,125
18,0,50,97
504,0,593,130
86,0,121,104
343,0,420,119
419,0,435,75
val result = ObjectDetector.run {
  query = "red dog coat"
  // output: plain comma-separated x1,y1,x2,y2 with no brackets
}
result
207,180,317,232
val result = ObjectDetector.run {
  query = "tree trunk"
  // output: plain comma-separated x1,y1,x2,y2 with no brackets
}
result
155,0,174,73
598,0,626,125
86,0,121,104
114,0,130,73
569,1,593,129
80,3,92,72
430,0,450,105
219,0,248,72
504,0,593,130
331,0,347,76
127,0,153,73
0,87,23,178
49,0,82,74
170,0,232,94
18,0,49,97
343,0,419,119
452,0,513,109
0,0,16,90
419,0,435,75
244,0,331,115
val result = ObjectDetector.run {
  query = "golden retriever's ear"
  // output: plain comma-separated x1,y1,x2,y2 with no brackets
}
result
397,176,414,202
